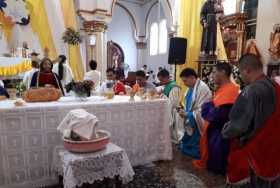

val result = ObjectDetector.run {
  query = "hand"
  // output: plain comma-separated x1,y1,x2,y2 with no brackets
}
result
203,22,208,28
178,109,187,118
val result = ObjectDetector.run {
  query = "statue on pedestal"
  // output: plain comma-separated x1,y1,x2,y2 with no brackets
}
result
200,0,222,58
244,39,261,58
269,24,280,61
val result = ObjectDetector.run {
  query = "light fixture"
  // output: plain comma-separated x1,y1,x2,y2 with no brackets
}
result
89,35,96,46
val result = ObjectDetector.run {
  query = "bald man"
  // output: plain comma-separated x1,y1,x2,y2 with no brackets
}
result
223,54,280,188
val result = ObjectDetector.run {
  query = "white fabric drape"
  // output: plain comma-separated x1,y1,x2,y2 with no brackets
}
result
44,0,67,56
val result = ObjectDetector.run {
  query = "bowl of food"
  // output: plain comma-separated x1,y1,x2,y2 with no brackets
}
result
63,130,110,153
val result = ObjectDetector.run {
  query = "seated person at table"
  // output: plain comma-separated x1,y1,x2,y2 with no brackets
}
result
84,60,101,89
0,85,9,100
30,58,65,95
98,68,126,95
23,60,39,89
132,70,156,93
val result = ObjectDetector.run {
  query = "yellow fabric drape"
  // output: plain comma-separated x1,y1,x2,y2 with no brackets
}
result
177,0,228,96
60,0,84,81
0,12,14,42
177,0,206,92
26,0,57,60
0,60,31,76
217,23,228,61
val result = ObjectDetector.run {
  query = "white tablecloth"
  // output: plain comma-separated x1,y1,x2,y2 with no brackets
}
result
53,143,135,188
0,96,172,188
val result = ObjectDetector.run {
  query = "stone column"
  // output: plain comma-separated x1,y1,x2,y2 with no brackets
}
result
82,21,108,81
136,37,147,70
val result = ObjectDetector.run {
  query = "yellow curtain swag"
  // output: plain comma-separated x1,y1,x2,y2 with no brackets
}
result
0,60,32,76
60,0,84,81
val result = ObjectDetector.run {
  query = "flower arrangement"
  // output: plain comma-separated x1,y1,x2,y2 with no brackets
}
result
65,80,94,98
62,28,82,45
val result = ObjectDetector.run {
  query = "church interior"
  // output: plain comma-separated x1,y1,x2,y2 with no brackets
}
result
0,0,280,188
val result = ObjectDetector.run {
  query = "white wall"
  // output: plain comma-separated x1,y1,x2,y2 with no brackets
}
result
107,5,137,71
256,0,280,64
144,3,171,73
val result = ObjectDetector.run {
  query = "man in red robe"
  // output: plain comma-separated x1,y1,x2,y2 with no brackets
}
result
223,54,280,187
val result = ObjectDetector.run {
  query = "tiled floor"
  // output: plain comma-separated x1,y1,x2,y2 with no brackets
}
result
50,146,226,188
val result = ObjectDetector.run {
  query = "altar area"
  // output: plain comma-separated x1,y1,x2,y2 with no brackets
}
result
0,96,172,188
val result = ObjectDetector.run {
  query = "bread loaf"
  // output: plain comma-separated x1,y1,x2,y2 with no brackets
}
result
23,88,61,102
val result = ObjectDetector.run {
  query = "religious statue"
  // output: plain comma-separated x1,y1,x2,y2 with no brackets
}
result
244,39,261,58
112,53,119,70
269,24,280,61
22,41,29,58
200,0,222,57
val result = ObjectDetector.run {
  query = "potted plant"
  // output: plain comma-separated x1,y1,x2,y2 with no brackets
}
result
62,28,82,45
65,80,94,101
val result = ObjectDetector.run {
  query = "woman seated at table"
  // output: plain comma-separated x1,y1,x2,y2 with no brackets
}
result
0,85,9,100
30,58,65,95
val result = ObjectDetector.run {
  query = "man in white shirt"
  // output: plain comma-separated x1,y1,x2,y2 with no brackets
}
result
84,60,101,90
0,80,4,88
22,60,39,89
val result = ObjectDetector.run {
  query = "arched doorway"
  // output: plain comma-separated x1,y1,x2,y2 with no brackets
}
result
107,40,125,71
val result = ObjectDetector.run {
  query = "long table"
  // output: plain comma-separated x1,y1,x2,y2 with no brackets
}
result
0,96,172,188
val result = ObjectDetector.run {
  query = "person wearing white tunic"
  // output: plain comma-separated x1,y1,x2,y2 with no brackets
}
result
53,55,74,89
22,60,39,89
84,60,101,90
157,69,183,143
0,80,4,88
178,68,212,159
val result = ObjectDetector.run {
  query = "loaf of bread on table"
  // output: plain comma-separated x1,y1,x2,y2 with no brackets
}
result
23,87,61,102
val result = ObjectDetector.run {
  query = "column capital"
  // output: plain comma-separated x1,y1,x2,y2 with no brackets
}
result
135,36,147,49
82,20,107,33
136,42,147,50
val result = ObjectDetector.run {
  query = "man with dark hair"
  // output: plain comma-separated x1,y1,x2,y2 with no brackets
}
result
222,54,280,187
197,63,239,175
98,68,125,95
178,68,212,159
141,65,148,73
84,60,101,89
157,69,182,143
53,55,73,89
132,70,155,93
30,52,40,62
89,60,97,70
22,60,39,89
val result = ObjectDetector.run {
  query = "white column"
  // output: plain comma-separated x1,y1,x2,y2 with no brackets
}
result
94,32,107,81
